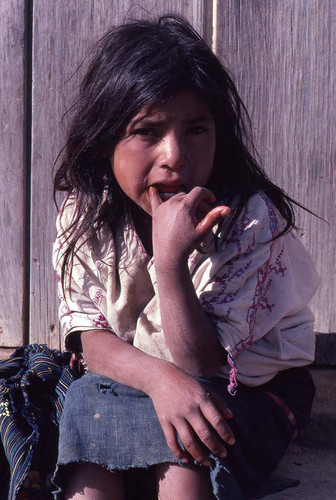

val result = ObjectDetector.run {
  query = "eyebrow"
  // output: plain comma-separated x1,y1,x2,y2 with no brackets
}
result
131,115,214,127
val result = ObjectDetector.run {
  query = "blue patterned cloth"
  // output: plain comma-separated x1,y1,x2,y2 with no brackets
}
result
0,344,83,499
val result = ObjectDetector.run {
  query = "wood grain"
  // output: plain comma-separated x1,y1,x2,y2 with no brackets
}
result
0,2,25,347
3,0,333,351
214,0,336,334
29,1,211,348
0,348,16,361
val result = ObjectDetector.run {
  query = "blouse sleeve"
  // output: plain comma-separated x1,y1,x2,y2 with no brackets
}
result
52,198,113,351
192,193,318,380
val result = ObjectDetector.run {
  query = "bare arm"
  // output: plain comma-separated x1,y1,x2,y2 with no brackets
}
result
155,261,225,377
81,329,234,466
78,188,234,465
150,186,230,378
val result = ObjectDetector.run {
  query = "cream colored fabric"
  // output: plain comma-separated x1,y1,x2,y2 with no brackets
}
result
53,192,319,386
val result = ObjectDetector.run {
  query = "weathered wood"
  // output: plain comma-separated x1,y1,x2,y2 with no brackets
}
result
25,0,336,350
0,2,25,347
0,348,16,361
214,0,336,334
29,1,211,348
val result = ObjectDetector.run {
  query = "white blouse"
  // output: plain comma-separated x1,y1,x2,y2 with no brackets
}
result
53,192,319,389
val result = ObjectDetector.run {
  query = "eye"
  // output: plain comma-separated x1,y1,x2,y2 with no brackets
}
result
132,128,157,137
187,126,208,135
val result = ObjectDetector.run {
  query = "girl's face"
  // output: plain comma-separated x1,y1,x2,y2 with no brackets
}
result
111,89,216,215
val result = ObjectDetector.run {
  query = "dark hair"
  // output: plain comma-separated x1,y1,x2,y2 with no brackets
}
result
54,14,300,280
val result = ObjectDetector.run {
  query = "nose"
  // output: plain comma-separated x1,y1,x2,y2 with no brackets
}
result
158,133,186,170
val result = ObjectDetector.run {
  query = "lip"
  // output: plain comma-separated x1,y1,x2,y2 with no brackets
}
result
151,183,187,201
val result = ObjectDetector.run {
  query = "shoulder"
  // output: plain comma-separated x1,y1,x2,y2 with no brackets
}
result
215,191,282,253
55,195,77,234
53,195,116,274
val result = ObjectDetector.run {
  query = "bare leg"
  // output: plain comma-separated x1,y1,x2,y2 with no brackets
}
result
155,462,215,500
63,463,124,500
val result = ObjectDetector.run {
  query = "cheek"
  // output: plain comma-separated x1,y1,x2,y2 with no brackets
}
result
110,156,132,197
195,140,216,181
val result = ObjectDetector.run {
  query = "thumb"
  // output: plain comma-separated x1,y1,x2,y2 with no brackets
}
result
196,206,231,237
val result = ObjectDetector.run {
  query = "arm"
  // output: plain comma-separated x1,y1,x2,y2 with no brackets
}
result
81,328,235,466
150,186,230,378
55,193,235,466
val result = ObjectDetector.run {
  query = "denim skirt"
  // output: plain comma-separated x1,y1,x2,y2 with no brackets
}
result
52,368,314,499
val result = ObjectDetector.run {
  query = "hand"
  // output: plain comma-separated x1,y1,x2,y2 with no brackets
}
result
149,186,230,265
148,363,235,466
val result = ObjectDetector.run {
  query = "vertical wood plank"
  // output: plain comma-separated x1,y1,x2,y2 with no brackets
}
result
0,2,25,347
30,1,210,348
214,0,336,334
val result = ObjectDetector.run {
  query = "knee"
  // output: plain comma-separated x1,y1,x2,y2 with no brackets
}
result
62,462,124,500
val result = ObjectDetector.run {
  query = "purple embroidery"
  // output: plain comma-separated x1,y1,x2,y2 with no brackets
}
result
53,238,64,255
92,288,103,308
227,353,238,395
201,194,289,392
259,191,279,239
231,194,287,359
62,312,74,332
92,313,109,328
147,258,155,271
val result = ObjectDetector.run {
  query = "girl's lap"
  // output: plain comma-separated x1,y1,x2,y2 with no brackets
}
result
52,368,312,499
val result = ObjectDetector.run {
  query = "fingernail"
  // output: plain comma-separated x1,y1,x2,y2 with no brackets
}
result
228,437,235,445
220,451,227,458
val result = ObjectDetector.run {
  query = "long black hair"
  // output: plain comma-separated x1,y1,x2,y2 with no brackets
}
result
54,14,300,280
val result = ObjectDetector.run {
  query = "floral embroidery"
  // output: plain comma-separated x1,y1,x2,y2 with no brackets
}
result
200,194,290,393
52,237,63,256
230,196,287,359
92,288,103,308
92,313,109,328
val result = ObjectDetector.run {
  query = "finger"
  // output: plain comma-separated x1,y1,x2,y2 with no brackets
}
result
189,414,230,459
208,390,234,420
196,206,231,237
200,397,236,447
148,186,163,212
160,421,190,464
175,419,212,467
186,186,216,211
197,199,213,217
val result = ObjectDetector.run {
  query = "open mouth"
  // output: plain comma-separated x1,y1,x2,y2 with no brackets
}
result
153,184,186,202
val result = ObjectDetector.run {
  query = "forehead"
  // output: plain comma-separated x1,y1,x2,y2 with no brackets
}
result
130,89,213,123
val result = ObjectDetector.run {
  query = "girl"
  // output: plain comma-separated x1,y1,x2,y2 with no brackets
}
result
52,15,319,500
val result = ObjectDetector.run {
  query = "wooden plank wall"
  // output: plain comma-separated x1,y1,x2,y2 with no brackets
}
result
0,1,335,355
29,0,211,349
214,0,336,335
0,1,25,349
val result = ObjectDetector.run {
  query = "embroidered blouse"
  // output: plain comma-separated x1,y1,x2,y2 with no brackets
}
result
53,192,319,388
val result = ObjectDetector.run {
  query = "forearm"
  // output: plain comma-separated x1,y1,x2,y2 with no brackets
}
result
80,329,235,466
149,186,229,378
80,329,178,395
155,260,225,378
